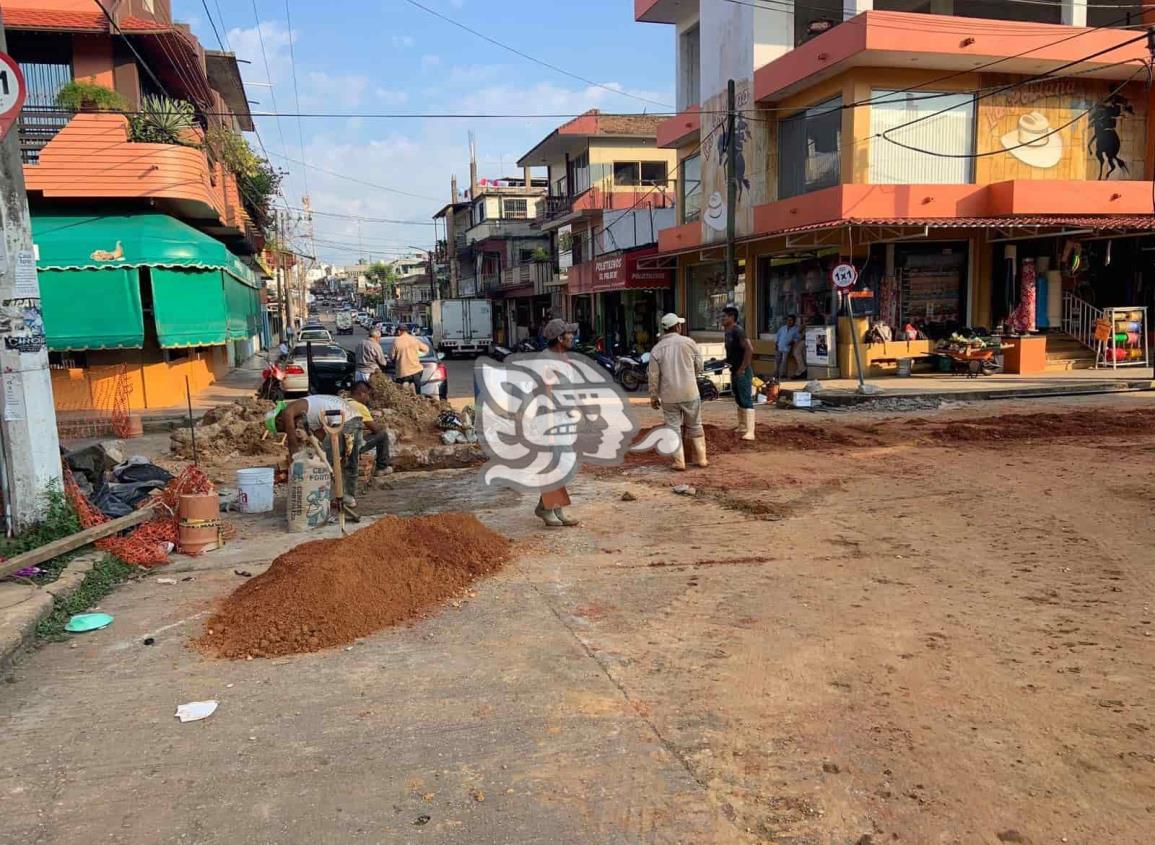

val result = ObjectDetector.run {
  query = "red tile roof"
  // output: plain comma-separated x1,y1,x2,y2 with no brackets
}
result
2,8,165,33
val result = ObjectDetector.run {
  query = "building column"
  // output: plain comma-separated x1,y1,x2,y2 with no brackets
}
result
1061,0,1087,27
843,0,872,19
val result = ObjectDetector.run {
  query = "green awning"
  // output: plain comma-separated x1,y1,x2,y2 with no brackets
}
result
38,268,144,351
151,268,228,348
31,211,259,287
224,275,253,340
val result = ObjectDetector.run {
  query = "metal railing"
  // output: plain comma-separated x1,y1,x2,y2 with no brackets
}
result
18,107,71,164
1062,293,1148,369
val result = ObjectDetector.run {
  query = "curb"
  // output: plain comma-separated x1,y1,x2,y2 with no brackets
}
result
782,380,1152,407
0,552,103,680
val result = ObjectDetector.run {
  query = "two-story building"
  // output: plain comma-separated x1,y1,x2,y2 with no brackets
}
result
4,0,270,413
637,0,1155,378
390,255,433,325
518,110,677,351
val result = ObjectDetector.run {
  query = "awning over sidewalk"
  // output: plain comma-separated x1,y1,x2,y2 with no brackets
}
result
569,246,674,294
32,212,260,350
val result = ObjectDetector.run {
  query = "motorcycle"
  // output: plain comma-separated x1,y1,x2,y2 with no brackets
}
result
488,343,513,361
257,354,286,401
615,352,649,392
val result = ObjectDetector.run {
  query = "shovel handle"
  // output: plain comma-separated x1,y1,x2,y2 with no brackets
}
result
320,408,346,435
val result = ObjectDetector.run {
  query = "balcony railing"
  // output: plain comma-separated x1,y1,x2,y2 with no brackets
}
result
542,194,573,219
18,107,71,164
480,273,502,292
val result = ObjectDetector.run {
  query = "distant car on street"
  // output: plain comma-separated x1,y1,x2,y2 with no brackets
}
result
298,327,333,343
376,335,448,400
334,312,354,335
283,342,355,396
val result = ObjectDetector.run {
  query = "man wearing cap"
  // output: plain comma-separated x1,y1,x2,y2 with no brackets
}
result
648,313,707,471
265,393,388,508
391,324,429,395
533,318,582,529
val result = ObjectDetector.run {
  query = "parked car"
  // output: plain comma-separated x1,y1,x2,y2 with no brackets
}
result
376,335,448,400
283,342,356,396
298,327,333,343
334,312,354,335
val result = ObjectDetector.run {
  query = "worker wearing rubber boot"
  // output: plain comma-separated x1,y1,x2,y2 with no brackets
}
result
648,313,708,470
721,305,756,441
265,395,366,509
533,318,582,529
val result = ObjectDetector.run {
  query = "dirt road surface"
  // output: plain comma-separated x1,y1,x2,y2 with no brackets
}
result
1,394,1153,844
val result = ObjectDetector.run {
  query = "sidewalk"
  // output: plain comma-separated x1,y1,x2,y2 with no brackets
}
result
137,356,266,424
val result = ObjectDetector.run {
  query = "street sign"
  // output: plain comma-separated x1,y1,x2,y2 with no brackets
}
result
831,262,858,290
0,53,26,142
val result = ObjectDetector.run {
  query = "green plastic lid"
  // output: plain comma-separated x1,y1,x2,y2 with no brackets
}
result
64,613,114,633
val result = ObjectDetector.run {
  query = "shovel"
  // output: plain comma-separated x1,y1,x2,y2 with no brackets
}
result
319,409,359,533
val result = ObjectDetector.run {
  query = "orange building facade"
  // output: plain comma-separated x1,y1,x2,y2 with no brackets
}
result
2,0,269,413
637,0,1155,378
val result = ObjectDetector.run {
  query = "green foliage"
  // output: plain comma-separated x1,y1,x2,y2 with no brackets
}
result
207,125,282,222
55,81,130,113
530,247,550,262
35,554,135,642
0,482,83,584
128,95,198,146
365,261,396,286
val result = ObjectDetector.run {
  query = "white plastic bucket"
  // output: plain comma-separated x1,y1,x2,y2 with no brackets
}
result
236,467,275,513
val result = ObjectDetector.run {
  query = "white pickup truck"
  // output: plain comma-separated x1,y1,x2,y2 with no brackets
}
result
334,311,354,335
431,298,492,357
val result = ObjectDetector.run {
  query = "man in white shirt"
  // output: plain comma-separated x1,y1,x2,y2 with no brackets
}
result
647,313,707,471
265,394,362,507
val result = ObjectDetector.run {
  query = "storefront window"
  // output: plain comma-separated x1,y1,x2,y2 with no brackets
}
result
687,260,745,331
778,97,842,199
756,252,839,339
897,243,968,331
681,153,702,223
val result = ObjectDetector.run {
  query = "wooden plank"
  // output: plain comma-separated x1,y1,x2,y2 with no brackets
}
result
0,508,154,580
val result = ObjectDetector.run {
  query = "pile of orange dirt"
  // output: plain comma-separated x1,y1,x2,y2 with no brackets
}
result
928,407,1155,443
364,372,445,445
195,513,511,659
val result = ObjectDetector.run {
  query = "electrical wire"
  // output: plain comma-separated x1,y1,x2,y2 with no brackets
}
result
200,0,227,51
401,0,672,109
250,0,289,159
263,150,442,200
275,206,437,225
282,0,311,205
212,0,234,51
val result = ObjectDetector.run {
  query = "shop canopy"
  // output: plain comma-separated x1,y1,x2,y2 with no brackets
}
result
31,212,261,350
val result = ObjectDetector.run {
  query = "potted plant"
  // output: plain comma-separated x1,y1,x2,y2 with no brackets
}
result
55,81,130,113
127,95,198,146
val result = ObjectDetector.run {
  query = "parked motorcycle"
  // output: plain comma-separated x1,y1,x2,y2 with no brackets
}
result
257,354,286,401
487,343,513,362
615,352,649,392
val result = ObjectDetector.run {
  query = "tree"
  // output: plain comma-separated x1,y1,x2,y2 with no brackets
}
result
364,261,396,287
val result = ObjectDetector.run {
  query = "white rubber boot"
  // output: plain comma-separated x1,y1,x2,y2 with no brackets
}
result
734,406,747,434
671,442,686,471
741,409,756,441
690,436,709,467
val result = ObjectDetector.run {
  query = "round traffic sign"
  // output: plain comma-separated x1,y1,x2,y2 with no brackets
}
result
0,52,27,141
831,262,858,290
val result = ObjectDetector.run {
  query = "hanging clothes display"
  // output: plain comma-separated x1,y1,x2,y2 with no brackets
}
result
1007,258,1037,333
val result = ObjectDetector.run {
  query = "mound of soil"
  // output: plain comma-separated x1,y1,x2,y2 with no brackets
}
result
171,397,282,461
195,513,511,658
929,408,1155,444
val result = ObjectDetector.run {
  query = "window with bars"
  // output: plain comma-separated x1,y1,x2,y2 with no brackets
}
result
778,97,842,199
503,198,528,219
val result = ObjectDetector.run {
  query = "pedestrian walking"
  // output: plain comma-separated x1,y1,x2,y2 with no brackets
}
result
390,324,427,395
355,327,389,383
648,313,708,471
721,306,756,441
534,318,581,529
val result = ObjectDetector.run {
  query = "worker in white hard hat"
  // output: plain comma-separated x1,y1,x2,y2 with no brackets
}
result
647,313,707,471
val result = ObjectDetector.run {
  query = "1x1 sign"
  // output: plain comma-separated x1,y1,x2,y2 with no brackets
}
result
831,262,858,289
0,52,26,141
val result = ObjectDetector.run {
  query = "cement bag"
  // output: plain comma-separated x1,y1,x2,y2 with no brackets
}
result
287,445,331,533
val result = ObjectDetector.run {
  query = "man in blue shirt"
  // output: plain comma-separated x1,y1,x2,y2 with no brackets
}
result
775,315,801,379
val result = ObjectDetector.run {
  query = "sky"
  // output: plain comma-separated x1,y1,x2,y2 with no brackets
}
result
171,0,674,265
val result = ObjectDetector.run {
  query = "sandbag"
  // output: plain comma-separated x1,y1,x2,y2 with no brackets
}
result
287,445,331,533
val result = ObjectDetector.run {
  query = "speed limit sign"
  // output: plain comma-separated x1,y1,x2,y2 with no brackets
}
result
0,53,26,142
831,262,858,290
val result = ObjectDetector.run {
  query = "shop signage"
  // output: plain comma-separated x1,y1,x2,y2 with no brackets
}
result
569,247,673,294
1094,318,1112,342
831,263,858,289
0,53,26,141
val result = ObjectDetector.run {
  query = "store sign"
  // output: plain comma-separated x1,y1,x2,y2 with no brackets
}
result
831,263,858,289
0,53,26,141
570,248,674,294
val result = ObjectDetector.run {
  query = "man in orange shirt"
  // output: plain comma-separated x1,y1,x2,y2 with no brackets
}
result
390,325,428,394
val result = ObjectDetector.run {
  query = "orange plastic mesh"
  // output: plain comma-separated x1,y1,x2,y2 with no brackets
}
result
63,464,217,567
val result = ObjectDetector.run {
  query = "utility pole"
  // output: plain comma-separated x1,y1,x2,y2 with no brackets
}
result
724,78,738,293
0,14,63,531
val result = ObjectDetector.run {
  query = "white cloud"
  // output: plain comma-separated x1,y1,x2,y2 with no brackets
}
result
448,0,466,8
375,88,410,106
391,35,415,48
420,54,441,71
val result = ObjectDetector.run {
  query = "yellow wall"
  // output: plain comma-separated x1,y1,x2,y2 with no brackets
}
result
50,348,230,413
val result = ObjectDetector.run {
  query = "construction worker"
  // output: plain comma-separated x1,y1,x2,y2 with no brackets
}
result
534,318,581,529
265,394,376,508
355,326,389,383
721,305,756,441
391,324,428,394
348,380,393,478
648,313,707,470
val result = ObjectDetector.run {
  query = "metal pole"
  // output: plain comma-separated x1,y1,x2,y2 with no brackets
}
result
844,292,867,391
0,13,64,530
185,375,198,466
724,79,737,292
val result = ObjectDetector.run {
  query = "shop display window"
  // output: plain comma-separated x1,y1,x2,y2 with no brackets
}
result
687,260,745,331
756,252,839,338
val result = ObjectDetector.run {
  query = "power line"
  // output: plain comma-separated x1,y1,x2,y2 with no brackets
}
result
282,0,311,203
276,206,437,225
250,0,289,158
264,150,442,201
212,0,234,50
401,0,672,109
200,0,227,51
92,0,170,97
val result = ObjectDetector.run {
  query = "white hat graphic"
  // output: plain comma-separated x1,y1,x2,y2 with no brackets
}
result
1000,111,1063,169
703,191,726,232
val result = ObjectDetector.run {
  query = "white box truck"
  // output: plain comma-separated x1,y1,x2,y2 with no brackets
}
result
432,298,492,357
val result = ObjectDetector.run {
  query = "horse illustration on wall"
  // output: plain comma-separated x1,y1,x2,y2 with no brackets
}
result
1088,94,1134,180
